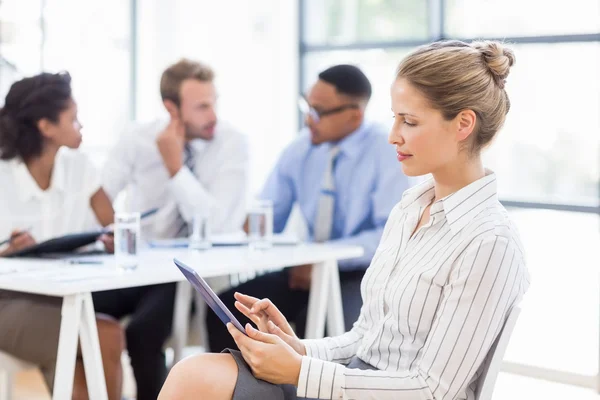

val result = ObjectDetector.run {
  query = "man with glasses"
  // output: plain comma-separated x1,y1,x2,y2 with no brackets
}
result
207,64,411,352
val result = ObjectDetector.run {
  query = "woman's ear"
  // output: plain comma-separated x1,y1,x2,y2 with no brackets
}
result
455,109,477,142
36,118,54,139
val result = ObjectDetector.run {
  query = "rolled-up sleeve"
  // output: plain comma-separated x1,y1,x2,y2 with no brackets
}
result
168,135,249,233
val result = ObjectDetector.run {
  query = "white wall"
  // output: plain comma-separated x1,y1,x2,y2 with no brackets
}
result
136,0,299,195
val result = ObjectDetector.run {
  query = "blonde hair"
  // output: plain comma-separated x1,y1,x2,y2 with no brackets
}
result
160,58,214,106
396,40,515,154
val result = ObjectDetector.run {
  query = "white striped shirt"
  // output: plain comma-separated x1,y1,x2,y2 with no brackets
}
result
298,170,530,400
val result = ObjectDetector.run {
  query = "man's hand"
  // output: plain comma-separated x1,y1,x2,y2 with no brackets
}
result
228,323,303,386
0,230,36,256
156,116,185,177
288,264,313,291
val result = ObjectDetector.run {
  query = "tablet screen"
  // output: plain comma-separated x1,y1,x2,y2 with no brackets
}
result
174,258,247,335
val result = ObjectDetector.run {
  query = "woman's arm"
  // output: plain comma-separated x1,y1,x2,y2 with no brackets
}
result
90,188,115,227
296,234,528,400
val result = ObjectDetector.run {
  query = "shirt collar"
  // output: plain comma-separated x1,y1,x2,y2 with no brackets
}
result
186,138,208,154
399,177,436,210
401,170,499,234
157,118,211,155
11,154,66,202
184,119,220,155
329,122,371,158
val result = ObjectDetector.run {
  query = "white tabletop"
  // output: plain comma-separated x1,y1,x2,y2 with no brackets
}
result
0,243,364,297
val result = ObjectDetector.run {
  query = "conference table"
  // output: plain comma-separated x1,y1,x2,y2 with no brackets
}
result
0,243,363,400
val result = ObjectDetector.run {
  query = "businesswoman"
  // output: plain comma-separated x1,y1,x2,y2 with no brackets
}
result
159,40,530,400
0,72,123,400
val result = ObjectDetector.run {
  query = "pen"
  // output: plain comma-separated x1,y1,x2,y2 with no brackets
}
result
141,208,159,219
67,260,103,265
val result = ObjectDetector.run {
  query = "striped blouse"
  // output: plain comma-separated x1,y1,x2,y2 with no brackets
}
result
298,170,530,400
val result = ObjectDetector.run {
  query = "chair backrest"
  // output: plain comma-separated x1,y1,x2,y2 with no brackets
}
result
475,307,521,400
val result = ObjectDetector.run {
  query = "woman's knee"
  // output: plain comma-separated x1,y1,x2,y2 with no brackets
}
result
160,353,237,399
96,315,125,358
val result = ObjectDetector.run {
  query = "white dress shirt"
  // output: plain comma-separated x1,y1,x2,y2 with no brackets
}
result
0,148,101,247
299,171,530,400
102,119,249,239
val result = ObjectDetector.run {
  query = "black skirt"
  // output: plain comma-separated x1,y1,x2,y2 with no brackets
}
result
224,349,377,400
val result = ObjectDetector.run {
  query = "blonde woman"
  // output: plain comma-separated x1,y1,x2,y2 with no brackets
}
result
159,40,530,400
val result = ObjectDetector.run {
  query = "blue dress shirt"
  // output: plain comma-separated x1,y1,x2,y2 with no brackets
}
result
260,122,411,270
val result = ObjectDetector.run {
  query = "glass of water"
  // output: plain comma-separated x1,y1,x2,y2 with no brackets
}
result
189,212,211,251
247,199,273,251
114,212,140,272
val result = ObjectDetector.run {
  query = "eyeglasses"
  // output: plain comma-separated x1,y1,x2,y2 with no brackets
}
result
298,96,359,123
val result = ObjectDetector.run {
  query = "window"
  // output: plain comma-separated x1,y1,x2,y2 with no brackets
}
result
484,43,600,206
302,0,428,46
0,0,43,98
0,0,134,167
445,0,600,38
42,0,133,164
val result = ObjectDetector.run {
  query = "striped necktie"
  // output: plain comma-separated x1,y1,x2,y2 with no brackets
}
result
313,146,340,243
176,143,196,236
184,143,195,172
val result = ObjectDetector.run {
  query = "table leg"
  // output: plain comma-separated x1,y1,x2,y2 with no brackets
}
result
52,294,83,400
305,260,336,339
171,281,192,366
79,293,108,400
326,262,345,337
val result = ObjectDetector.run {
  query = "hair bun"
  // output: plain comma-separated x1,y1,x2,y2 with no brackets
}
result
471,41,515,89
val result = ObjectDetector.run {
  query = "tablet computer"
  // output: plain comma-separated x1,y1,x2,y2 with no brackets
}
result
173,258,247,335
4,230,105,258
3,209,157,258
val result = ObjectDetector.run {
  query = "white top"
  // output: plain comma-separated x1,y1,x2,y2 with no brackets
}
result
102,119,249,239
0,244,364,297
0,148,101,248
299,171,530,400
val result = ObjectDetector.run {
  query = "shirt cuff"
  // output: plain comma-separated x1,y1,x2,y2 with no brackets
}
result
168,166,213,220
296,357,344,400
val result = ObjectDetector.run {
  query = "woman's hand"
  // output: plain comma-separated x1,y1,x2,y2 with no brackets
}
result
0,230,36,256
233,292,306,356
99,233,114,254
228,322,303,386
